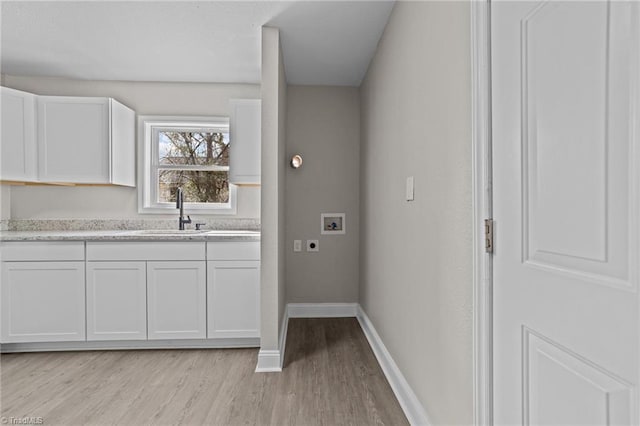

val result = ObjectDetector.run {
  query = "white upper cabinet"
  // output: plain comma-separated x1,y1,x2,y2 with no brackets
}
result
37,96,135,186
110,101,137,186
229,99,261,185
0,87,38,181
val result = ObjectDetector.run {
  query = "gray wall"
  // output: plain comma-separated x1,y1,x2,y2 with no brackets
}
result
286,85,359,303
2,74,260,220
359,2,473,424
260,26,287,352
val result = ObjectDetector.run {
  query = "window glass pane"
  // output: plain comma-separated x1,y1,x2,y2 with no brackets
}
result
158,170,229,203
158,131,229,166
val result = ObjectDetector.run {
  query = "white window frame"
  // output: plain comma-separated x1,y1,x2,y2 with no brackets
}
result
137,115,237,214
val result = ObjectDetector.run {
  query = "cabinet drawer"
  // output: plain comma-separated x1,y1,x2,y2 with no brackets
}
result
207,242,260,261
0,241,85,261
87,242,205,261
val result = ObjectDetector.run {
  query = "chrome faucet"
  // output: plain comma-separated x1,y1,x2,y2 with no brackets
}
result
176,187,192,230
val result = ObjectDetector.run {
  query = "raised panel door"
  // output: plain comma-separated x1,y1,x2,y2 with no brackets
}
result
492,2,640,423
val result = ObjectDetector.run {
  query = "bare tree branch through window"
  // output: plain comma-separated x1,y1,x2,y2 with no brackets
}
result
157,131,230,203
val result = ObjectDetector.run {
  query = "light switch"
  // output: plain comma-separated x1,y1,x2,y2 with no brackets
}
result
406,176,415,201
293,240,302,252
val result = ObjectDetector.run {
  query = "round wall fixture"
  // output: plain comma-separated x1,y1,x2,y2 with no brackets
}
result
290,154,303,169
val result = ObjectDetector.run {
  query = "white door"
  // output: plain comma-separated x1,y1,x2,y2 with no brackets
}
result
1,262,85,343
492,1,640,424
207,260,260,338
147,261,206,340
86,262,147,341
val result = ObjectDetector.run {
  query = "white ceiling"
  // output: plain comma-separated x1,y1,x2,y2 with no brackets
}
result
1,1,394,86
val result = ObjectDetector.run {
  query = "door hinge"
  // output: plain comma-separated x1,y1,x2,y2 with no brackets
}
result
484,219,494,254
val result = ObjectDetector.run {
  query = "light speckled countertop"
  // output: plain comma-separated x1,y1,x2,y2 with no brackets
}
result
0,230,260,242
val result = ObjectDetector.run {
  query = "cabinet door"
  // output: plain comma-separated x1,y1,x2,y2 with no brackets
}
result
86,262,146,341
37,96,110,183
229,99,261,184
207,260,260,338
1,262,85,343
1,87,37,181
147,261,206,340
110,100,136,187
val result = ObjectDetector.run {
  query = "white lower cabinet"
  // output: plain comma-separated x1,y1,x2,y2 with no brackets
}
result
207,261,260,338
86,262,147,341
0,241,259,347
1,261,85,343
147,261,206,340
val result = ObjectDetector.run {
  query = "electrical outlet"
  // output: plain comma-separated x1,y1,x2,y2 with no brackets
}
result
306,239,319,252
293,240,302,252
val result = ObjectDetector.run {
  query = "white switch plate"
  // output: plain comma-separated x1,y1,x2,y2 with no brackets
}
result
406,176,415,201
306,240,319,252
293,240,302,252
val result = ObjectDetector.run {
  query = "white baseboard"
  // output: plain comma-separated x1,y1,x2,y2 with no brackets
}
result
256,300,431,426
288,302,358,318
255,307,289,372
256,302,357,372
1,338,259,353
357,305,431,426
255,349,282,372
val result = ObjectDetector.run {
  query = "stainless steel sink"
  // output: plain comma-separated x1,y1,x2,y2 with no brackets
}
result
205,230,260,235
129,229,208,235
123,229,260,237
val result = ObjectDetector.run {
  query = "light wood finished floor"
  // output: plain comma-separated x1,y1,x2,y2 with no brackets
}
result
1,318,408,425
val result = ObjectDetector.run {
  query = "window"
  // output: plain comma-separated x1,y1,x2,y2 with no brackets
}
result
138,116,237,214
